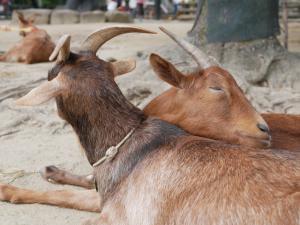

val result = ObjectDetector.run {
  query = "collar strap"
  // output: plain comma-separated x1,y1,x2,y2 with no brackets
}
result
93,128,136,167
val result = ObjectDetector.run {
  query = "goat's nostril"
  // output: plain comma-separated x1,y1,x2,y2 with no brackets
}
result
257,123,270,134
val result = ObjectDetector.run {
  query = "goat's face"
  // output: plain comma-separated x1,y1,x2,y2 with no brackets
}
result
16,12,37,36
47,53,114,121
148,54,271,148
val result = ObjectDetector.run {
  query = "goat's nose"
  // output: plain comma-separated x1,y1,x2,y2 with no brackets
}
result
257,123,270,134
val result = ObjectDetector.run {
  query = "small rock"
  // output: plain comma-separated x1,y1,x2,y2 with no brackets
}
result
136,51,144,58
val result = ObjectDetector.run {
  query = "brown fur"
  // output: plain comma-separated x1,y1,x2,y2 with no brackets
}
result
0,12,55,64
37,114,300,191
1,51,299,224
40,165,95,189
37,59,300,191
263,113,300,150
144,54,271,149
0,184,100,212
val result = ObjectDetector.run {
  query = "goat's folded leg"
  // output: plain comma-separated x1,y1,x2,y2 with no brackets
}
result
40,165,95,189
0,183,101,212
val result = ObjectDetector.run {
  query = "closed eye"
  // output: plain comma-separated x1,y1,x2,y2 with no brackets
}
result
209,86,224,92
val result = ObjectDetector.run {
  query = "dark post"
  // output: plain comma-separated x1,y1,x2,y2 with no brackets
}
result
282,0,289,49
155,0,161,20
65,0,99,11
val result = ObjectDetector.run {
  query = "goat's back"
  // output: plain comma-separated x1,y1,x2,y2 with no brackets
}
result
100,119,300,225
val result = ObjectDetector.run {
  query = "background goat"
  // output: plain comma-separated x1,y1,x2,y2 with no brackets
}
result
0,12,55,64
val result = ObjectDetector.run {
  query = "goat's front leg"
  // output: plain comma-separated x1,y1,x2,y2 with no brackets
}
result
40,165,95,189
0,183,101,212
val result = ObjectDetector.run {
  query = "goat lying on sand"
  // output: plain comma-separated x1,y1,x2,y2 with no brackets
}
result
0,26,299,225
40,27,300,191
0,12,54,64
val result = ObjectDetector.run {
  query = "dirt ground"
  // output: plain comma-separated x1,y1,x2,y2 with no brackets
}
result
0,20,299,225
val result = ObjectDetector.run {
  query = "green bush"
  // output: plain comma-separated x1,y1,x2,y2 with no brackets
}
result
41,0,66,8
12,0,66,9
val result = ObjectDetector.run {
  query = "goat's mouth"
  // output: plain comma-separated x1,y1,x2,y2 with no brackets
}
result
236,132,271,148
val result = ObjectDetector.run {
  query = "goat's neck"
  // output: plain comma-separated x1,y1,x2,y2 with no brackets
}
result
145,88,183,122
70,91,145,165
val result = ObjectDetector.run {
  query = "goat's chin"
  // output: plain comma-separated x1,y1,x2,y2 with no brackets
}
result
235,133,271,149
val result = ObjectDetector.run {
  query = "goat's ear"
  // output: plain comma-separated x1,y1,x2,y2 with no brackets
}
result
49,35,71,62
149,53,188,89
27,13,39,24
17,12,28,27
111,59,136,77
15,77,63,106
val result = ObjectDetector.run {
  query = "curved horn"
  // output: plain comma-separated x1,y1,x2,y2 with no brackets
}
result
80,26,156,53
159,26,216,69
49,34,71,62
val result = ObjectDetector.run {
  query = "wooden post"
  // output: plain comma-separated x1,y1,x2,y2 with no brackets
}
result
283,0,289,49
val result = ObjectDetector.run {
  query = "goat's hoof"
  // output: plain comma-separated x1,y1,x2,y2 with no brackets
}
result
40,165,64,184
0,183,18,202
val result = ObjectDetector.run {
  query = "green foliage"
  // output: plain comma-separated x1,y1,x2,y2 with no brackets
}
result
41,0,66,8
12,0,66,9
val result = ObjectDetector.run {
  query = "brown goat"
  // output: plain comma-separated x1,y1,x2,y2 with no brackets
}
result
0,26,299,225
0,12,55,64
145,56,300,151
144,27,300,152
39,28,299,192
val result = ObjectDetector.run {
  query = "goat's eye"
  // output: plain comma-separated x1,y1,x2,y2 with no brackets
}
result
209,86,223,92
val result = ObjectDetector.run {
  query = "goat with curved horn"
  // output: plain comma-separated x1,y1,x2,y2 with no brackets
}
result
49,34,71,62
159,26,217,69
80,26,156,54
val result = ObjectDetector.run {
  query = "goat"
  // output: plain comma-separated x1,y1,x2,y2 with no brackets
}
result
38,27,299,190
144,27,300,151
0,26,299,225
0,12,55,64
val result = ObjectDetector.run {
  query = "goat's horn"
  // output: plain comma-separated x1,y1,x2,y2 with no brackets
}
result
49,34,71,62
159,26,216,69
80,26,156,54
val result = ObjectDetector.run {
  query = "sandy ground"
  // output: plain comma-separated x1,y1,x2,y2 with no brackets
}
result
0,21,192,225
0,20,299,225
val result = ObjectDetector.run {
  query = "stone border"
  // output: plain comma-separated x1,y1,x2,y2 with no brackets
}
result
11,9,133,24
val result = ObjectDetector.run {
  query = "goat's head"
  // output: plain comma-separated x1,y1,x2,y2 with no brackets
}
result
146,27,271,148
15,26,154,125
16,11,39,36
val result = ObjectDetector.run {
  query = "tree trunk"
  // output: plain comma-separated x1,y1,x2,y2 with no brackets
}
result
187,0,300,91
